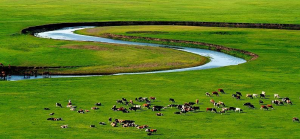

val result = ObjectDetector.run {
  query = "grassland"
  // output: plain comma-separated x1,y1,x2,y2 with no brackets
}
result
1,0,300,138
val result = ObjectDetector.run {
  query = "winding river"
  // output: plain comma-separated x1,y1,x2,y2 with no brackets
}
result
7,26,246,81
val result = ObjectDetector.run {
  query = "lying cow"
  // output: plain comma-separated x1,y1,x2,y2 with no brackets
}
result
156,113,163,116
145,129,157,133
61,125,68,128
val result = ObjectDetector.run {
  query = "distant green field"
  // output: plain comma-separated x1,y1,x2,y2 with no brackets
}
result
1,0,300,138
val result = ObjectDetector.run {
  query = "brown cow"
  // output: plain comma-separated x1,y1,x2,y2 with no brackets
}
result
212,91,219,96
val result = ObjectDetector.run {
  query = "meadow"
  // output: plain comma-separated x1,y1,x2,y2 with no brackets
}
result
1,0,300,138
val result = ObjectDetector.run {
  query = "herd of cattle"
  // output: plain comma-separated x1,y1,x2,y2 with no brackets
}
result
45,89,299,136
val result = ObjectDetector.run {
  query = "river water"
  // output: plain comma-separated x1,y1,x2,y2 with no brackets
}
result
7,26,246,81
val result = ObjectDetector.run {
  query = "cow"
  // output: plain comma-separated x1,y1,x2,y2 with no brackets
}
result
235,108,243,113
169,98,175,103
246,94,253,99
70,107,76,111
174,112,181,114
267,104,273,109
253,94,258,98
259,100,264,104
44,108,50,110
212,91,219,96
222,108,229,111
236,96,241,100
129,107,140,111
213,102,220,108
77,109,85,114
133,105,141,109
90,125,95,128
218,89,225,94
150,97,156,101
145,129,157,133
49,113,54,115
143,104,151,109
219,110,226,115
286,100,292,105
167,104,178,108
274,94,280,98
236,92,242,96
95,102,102,106
122,98,127,102
282,97,290,103
232,94,237,98
116,100,123,104
262,91,266,95
91,107,99,110
206,108,217,113
99,122,106,125
188,102,196,105
192,106,200,111
61,125,68,128
68,100,72,105
218,101,225,107
229,107,236,111
156,113,163,116
47,118,55,120
243,102,252,106
56,103,62,108
152,106,164,111
205,92,211,97
293,117,299,122
196,99,199,104
260,94,266,99
248,104,255,109
260,105,268,110
111,122,117,127
111,105,117,111
210,99,215,104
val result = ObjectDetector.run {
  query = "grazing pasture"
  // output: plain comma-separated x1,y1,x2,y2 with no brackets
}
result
1,0,300,138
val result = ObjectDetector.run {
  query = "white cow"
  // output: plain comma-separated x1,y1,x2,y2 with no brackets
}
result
253,94,258,98
235,108,243,113
274,94,280,98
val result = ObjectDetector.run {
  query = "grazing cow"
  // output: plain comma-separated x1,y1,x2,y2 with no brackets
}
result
219,110,226,115
145,129,157,133
248,104,255,109
95,102,102,106
156,113,163,116
90,125,95,128
229,107,236,111
218,89,225,94
44,108,50,110
205,92,211,97
246,94,253,99
192,106,200,111
293,117,299,122
267,104,273,109
77,109,84,114
174,112,181,114
111,122,117,127
116,100,123,104
210,99,215,104
259,100,264,104
286,100,292,105
218,101,225,107
243,102,252,106
99,122,106,125
236,96,241,100
213,102,220,108
236,92,242,96
129,107,140,111
253,94,258,98
152,106,164,111
196,99,199,104
61,125,68,128
282,97,290,103
212,91,219,96
150,97,156,101
274,94,280,98
260,105,268,110
56,103,62,108
206,108,217,113
260,94,265,99
91,107,99,110
235,108,243,113
49,113,54,115
111,105,117,111
143,104,151,109
128,100,133,105
169,98,175,103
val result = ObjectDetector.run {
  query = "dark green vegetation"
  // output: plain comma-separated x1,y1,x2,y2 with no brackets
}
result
1,0,300,138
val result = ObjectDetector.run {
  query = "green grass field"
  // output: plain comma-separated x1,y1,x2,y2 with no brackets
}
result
1,0,300,138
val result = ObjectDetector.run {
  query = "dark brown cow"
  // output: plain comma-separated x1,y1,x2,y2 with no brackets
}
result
212,91,219,96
